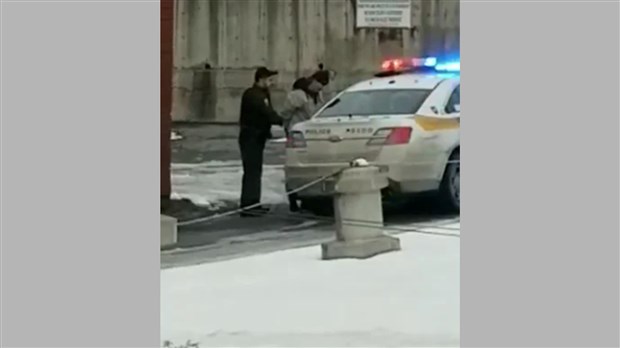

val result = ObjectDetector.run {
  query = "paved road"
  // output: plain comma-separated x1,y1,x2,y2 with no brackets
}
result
162,201,459,269
166,124,458,269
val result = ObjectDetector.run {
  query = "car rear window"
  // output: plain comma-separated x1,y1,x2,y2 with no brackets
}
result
316,89,432,118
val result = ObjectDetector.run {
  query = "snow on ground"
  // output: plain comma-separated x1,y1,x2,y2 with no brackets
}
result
161,226,460,347
271,137,287,143
171,161,286,210
171,131,184,141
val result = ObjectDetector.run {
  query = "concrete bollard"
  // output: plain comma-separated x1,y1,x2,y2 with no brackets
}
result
321,164,401,260
161,215,178,250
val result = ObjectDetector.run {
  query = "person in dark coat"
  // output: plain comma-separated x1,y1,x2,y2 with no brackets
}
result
238,67,283,217
308,63,331,106
312,63,330,86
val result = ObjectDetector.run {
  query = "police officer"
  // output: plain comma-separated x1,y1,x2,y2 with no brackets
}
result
238,67,282,217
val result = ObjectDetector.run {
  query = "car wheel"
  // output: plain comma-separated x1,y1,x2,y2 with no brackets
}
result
438,150,460,213
300,198,334,217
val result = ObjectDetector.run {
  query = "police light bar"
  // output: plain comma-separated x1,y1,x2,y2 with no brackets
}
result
435,61,460,72
377,57,460,76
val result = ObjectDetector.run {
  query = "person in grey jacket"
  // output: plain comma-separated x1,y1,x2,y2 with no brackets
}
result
280,77,316,134
280,77,318,212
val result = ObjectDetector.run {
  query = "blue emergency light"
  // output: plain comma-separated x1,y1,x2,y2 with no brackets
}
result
377,56,460,76
435,61,460,72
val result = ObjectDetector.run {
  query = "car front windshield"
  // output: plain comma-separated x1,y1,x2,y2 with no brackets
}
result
316,89,432,118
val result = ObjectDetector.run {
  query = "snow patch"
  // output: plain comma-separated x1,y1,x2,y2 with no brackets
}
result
171,131,183,141
171,161,286,208
161,230,460,347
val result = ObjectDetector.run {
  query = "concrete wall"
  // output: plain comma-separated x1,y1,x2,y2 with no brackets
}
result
172,0,459,123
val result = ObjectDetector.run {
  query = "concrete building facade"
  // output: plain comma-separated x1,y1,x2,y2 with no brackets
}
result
172,0,460,123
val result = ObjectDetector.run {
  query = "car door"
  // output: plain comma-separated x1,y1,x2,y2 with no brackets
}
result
445,84,460,116
442,84,460,153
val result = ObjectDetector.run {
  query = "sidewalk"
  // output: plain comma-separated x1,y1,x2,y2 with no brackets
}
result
161,223,460,347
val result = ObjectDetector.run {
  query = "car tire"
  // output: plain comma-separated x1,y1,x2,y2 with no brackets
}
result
438,150,460,213
300,198,334,217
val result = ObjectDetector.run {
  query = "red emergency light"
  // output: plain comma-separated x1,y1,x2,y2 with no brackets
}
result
376,56,451,77
381,58,406,71
381,57,438,71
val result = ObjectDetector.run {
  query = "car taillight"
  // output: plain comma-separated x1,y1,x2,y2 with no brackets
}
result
286,131,307,148
367,127,412,146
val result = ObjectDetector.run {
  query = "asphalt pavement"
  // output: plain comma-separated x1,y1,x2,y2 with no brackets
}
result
165,124,458,269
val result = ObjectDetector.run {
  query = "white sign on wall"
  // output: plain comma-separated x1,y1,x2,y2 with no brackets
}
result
356,0,412,29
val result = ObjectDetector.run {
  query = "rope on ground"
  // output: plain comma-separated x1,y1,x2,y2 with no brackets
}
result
241,207,461,231
177,168,347,227
239,208,461,238
177,159,461,238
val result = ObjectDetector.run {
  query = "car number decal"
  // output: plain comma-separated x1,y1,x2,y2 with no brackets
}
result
346,128,374,134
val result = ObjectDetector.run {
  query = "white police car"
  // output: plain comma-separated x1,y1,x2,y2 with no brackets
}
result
285,57,460,213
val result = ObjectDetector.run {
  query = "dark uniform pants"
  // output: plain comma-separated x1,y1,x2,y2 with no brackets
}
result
239,129,267,208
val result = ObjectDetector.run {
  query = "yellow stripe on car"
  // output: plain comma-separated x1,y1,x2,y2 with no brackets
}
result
414,115,460,131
